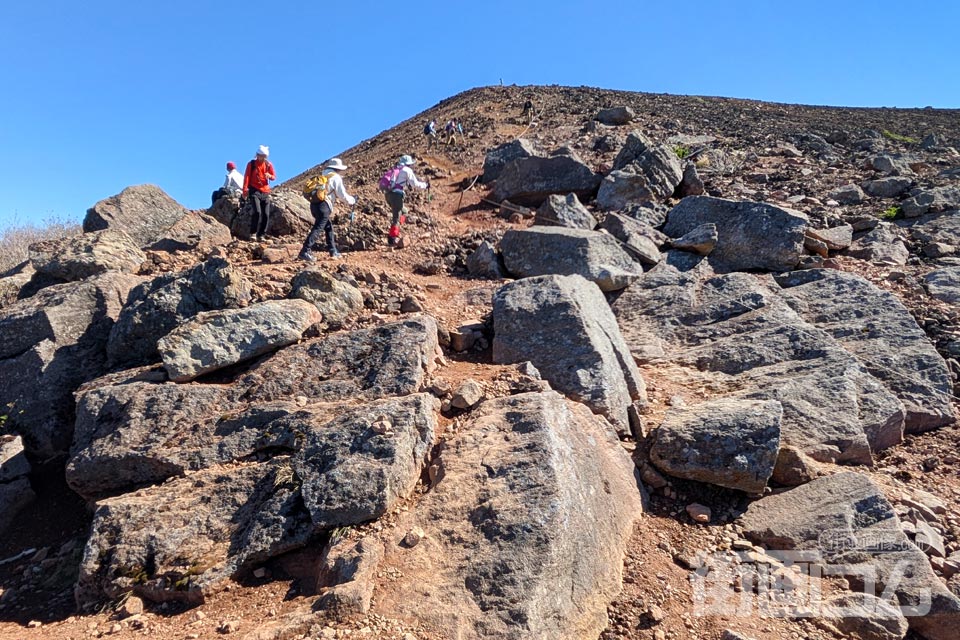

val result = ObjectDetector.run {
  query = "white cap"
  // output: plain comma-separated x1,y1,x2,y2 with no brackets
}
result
257,145,270,157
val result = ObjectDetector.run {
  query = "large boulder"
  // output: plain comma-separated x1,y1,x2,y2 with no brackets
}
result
740,472,960,640
0,272,142,457
144,211,232,252
68,316,441,499
500,227,644,292
482,138,541,184
0,262,36,309
595,106,636,126
28,229,145,282
611,268,905,470
862,177,913,199
466,240,505,279
290,268,364,325
374,392,643,639
925,267,960,303
774,269,955,433
493,274,645,436
597,142,683,210
534,193,597,230
158,300,322,382
901,186,960,218
83,185,189,248
650,398,782,494
106,258,252,369
597,212,665,265
491,153,601,207
663,196,808,272
212,190,314,240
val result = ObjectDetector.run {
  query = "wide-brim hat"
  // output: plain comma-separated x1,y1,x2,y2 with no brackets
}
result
397,154,415,167
325,157,348,171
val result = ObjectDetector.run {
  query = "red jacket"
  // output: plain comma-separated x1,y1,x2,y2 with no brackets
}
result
243,159,275,194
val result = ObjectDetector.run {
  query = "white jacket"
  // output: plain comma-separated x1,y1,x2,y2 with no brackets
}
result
322,169,356,208
392,166,428,192
222,169,243,193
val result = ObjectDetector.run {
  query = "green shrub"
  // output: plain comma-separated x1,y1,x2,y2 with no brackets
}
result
880,205,901,220
673,144,691,159
881,130,920,144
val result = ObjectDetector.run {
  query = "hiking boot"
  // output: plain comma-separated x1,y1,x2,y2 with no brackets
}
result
255,234,265,242
299,251,316,262
387,236,398,247
329,249,342,258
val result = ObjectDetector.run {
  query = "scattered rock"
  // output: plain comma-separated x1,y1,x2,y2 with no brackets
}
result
290,268,364,326
465,240,505,279
534,193,597,230
315,536,384,617
670,222,718,256
847,224,909,266
595,106,635,126
829,184,867,205
925,267,960,303
686,503,711,523
450,379,483,410
862,177,913,198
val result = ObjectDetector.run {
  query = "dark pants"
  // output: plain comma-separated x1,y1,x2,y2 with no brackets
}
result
249,190,272,237
302,200,335,253
385,190,405,226
211,188,229,205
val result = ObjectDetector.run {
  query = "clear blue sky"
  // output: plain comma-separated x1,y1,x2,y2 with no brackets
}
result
1,0,957,232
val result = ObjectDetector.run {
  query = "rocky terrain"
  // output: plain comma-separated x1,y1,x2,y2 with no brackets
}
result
1,84,960,640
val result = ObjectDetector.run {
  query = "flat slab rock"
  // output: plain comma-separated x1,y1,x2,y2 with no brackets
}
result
68,315,441,500
740,472,960,640
925,267,960,303
612,266,906,471
374,391,643,640
650,398,782,494
158,299,322,382
493,274,645,437
500,227,643,292
28,229,145,282
75,393,438,605
775,269,955,433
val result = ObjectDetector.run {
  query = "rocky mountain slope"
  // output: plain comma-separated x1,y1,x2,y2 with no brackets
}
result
1,85,959,640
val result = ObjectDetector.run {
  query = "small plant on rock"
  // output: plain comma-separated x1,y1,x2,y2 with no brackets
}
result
881,129,920,144
673,144,691,159
880,205,901,219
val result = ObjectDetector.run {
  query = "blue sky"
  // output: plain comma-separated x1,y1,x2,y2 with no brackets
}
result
1,0,957,232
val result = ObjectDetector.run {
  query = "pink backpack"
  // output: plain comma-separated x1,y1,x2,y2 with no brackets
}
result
378,166,402,191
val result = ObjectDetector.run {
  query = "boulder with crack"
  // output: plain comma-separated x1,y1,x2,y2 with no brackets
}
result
740,472,960,640
373,391,643,640
158,299,322,382
774,269,955,433
493,274,646,437
597,136,683,211
482,139,541,184
83,184,190,248
596,212,665,265
500,227,643,292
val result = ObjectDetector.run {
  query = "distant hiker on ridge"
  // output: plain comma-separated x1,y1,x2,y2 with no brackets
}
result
423,120,437,148
521,98,535,123
211,161,243,205
379,154,428,248
299,157,356,262
243,145,276,242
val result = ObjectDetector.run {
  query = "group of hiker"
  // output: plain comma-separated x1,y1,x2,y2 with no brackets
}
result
423,118,464,148
211,145,429,260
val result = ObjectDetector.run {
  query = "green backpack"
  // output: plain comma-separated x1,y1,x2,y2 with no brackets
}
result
302,173,331,202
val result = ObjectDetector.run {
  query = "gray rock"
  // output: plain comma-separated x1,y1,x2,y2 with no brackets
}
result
611,131,654,170
75,393,438,605
807,224,854,250
595,106,636,126
491,152,601,207
107,258,253,369
847,225,909,265
820,593,909,640
0,262,35,309
28,229,145,282
862,177,913,198
493,274,645,436
663,196,808,272
315,536,384,617
740,472,960,640
925,267,960,303
901,186,960,218
829,184,867,205
215,190,314,241
450,379,483,410
158,300,322,382
596,213,665,266
466,241,505,279
534,193,597,230
500,227,644,292
144,211,232,252
869,154,917,176
0,477,35,536
290,269,364,326
83,184,189,248
909,211,960,258
375,392,642,639
775,269,955,433
0,273,142,457
69,317,440,498
650,398,781,493
612,268,904,466
0,435,31,482
670,223,718,256
677,163,705,198
596,145,683,210
805,235,830,258
482,139,541,184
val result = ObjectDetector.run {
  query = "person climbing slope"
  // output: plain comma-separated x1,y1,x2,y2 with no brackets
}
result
242,145,276,242
379,154,428,248
299,157,356,261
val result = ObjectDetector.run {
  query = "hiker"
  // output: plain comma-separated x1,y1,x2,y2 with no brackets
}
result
444,119,457,145
211,161,244,205
423,120,437,148
521,99,534,123
299,158,356,261
381,155,428,247
242,145,276,242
